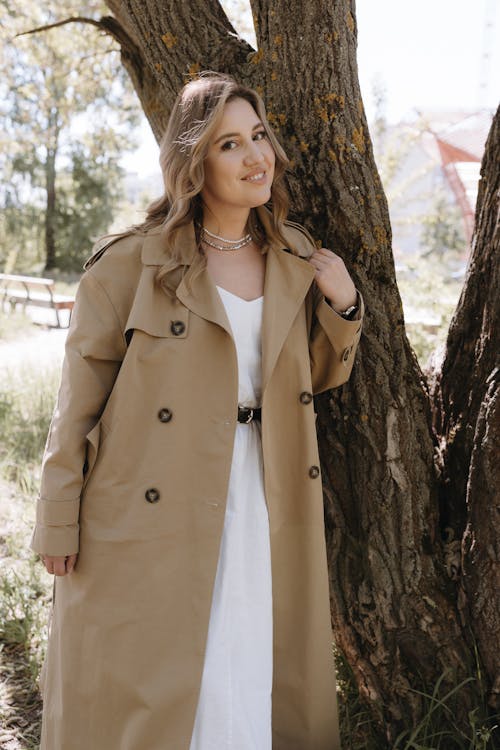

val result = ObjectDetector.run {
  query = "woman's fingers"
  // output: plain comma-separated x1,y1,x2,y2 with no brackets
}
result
41,554,78,576
42,556,54,574
53,557,67,576
308,248,357,309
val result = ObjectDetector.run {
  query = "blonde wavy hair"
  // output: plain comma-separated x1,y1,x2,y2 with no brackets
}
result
127,71,297,289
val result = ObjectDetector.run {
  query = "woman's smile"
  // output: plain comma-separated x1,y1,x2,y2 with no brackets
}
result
242,170,268,184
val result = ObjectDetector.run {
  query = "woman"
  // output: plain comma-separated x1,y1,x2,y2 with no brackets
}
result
32,71,363,750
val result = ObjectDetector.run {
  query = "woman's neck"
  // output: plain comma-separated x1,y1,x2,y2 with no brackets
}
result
201,210,251,241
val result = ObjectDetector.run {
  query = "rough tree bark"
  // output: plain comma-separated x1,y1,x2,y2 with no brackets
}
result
44,114,60,271
44,144,57,271
432,105,500,709
65,0,494,740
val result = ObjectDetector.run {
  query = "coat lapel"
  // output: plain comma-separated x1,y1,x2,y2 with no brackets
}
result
261,245,315,394
141,223,232,337
176,257,232,337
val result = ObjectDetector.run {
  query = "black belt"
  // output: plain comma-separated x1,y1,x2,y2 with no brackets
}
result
237,405,261,423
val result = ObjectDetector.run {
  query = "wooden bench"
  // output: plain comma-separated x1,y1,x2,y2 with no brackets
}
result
0,273,75,328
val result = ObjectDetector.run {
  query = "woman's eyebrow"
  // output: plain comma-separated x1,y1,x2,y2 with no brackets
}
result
213,122,264,145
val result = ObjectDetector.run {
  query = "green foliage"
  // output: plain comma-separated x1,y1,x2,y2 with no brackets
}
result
0,0,140,272
55,139,125,269
420,191,465,259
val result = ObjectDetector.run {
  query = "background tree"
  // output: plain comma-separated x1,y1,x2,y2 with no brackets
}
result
20,0,499,744
0,0,139,272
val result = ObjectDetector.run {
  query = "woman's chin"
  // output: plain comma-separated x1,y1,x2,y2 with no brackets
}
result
249,188,272,208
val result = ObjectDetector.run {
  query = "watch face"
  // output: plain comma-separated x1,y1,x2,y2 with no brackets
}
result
342,306,358,320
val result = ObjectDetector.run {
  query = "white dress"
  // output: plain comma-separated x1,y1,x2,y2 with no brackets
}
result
189,285,273,750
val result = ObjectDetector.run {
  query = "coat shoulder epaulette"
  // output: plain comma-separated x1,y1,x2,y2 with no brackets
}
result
281,220,318,258
83,233,132,271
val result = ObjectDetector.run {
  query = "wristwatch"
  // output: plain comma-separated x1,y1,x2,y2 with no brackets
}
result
338,293,360,320
339,304,359,320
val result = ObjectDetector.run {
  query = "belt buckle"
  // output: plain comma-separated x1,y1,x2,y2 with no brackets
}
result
239,406,253,423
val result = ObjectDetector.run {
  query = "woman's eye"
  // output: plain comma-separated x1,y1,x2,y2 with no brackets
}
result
220,131,268,151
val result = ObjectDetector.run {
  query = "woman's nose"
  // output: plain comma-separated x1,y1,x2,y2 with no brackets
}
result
244,140,266,164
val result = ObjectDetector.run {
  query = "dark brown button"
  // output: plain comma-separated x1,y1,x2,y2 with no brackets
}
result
145,488,160,503
170,320,185,336
299,391,313,404
158,408,172,423
309,465,320,479
342,347,351,362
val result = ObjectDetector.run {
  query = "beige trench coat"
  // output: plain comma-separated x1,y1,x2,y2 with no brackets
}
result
31,205,363,750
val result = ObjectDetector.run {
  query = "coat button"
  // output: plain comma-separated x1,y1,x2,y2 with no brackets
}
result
158,408,172,423
309,465,320,479
170,320,185,336
299,391,313,404
342,347,351,362
145,488,160,503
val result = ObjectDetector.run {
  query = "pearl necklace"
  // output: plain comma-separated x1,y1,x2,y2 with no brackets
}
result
200,226,253,251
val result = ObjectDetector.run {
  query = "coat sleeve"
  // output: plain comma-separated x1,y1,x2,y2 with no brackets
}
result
308,281,364,395
30,270,127,557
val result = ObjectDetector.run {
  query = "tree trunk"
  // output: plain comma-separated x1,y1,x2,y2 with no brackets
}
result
44,143,57,271
432,105,500,708
100,0,494,740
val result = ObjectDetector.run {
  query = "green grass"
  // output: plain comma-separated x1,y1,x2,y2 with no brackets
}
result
392,670,499,750
335,647,499,750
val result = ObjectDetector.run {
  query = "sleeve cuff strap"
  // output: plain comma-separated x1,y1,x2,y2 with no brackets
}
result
315,297,363,352
30,524,79,557
36,497,80,526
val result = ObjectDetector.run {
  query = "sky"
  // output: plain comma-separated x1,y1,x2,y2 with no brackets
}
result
122,0,500,176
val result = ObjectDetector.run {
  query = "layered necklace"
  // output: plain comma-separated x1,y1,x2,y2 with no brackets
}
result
200,226,253,252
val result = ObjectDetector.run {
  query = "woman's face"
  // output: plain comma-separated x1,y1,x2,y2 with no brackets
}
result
201,97,276,218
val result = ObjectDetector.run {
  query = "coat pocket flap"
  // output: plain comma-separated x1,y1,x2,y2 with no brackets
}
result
124,268,189,340
125,305,189,340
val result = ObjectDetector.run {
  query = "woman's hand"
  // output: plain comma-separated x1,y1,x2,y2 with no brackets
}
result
41,554,78,576
308,247,357,312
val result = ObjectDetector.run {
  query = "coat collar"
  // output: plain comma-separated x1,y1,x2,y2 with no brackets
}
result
140,206,316,394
